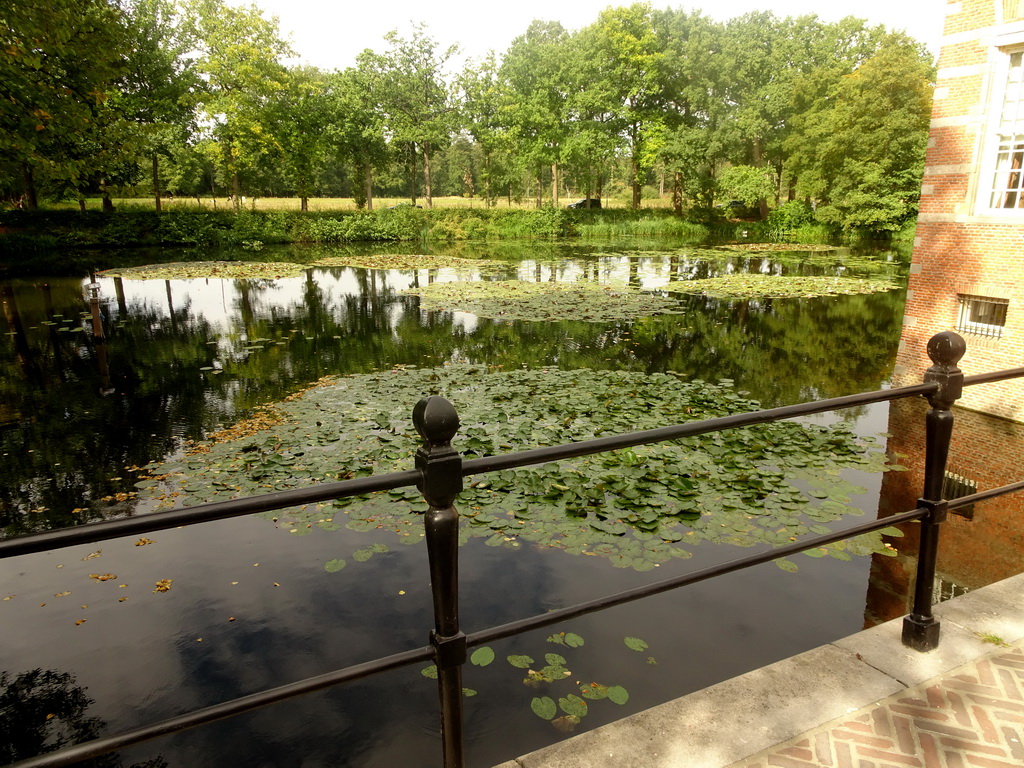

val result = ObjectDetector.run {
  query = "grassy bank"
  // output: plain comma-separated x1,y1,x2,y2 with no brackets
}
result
0,205,724,254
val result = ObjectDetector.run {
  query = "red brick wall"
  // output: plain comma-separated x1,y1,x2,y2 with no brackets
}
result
896,0,1024,422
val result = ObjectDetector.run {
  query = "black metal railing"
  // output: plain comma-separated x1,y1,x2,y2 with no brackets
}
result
3,330,1024,768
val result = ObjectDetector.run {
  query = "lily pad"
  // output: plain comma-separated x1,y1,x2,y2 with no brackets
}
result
133,366,900,571
98,261,307,280
661,274,898,299
401,280,686,322
313,254,501,272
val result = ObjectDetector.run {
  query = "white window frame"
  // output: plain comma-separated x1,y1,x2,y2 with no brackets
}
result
976,46,1024,214
956,294,1009,338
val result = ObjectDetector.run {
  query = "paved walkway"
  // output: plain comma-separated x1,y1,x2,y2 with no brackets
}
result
495,572,1024,768
731,640,1024,768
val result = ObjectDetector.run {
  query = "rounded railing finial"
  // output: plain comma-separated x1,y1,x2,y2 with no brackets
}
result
412,396,460,445
926,331,966,369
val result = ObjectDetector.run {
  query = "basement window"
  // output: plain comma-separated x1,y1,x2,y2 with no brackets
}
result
942,470,977,519
956,295,1008,339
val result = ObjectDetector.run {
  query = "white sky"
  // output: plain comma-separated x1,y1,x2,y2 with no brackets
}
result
242,0,946,72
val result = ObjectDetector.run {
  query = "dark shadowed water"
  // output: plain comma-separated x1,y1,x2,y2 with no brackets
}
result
0,240,912,767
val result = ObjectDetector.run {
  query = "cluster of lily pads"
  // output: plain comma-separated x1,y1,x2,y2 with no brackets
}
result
402,280,686,322
312,254,502,272
661,274,900,299
421,630,643,731
132,365,902,572
98,261,308,280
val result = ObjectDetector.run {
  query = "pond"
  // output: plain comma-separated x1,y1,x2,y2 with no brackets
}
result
0,238,912,767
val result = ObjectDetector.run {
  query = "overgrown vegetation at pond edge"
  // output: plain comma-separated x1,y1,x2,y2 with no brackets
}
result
130,367,905,573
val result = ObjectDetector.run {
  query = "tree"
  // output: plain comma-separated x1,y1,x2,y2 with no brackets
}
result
579,4,667,209
0,0,129,207
785,34,933,230
115,0,200,211
358,25,458,208
459,53,512,207
264,66,331,211
324,65,390,210
187,0,292,209
500,21,572,207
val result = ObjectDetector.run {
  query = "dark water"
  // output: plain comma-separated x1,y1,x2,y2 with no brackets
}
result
0,240,910,767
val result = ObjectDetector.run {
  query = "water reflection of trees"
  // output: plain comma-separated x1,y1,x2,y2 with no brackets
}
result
1,248,907,534
0,668,165,768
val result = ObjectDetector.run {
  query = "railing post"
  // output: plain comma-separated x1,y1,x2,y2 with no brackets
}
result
413,396,466,768
902,331,965,652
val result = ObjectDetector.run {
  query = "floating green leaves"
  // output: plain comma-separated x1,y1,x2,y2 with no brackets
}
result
313,254,500,272
661,274,899,299
720,243,835,253
98,261,307,280
531,696,557,720
133,365,900,571
547,632,584,648
470,647,495,667
401,280,685,322
623,637,648,653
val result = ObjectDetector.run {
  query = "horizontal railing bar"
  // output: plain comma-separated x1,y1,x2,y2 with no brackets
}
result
0,469,421,559
461,382,938,475
948,478,1024,509
963,366,1024,387
466,507,928,648
4,644,435,768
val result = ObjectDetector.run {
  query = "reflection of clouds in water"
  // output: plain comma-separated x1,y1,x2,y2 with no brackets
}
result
0,509,570,766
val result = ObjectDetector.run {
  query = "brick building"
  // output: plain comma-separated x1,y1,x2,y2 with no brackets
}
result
894,0,1024,421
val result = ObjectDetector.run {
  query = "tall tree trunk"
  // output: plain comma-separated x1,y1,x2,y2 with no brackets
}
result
422,142,433,209
152,155,162,212
630,122,641,209
78,197,87,212
483,152,492,207
672,171,683,216
409,143,418,206
300,195,308,212
551,162,559,206
231,169,241,211
364,164,374,211
535,168,543,209
752,136,769,220
22,164,38,209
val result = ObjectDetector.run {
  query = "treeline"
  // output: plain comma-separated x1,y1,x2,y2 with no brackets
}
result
2,0,934,231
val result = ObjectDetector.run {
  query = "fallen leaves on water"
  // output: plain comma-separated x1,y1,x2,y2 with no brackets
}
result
134,537,155,547
153,579,173,593
81,550,102,561
88,573,117,582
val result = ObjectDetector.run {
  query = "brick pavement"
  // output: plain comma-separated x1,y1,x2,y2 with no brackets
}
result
731,641,1024,768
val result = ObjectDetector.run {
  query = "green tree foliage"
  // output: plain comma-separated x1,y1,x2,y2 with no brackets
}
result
187,0,292,208
1,2,934,233
785,34,934,230
0,0,129,207
499,21,572,207
116,0,200,210
579,4,666,209
358,25,459,208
